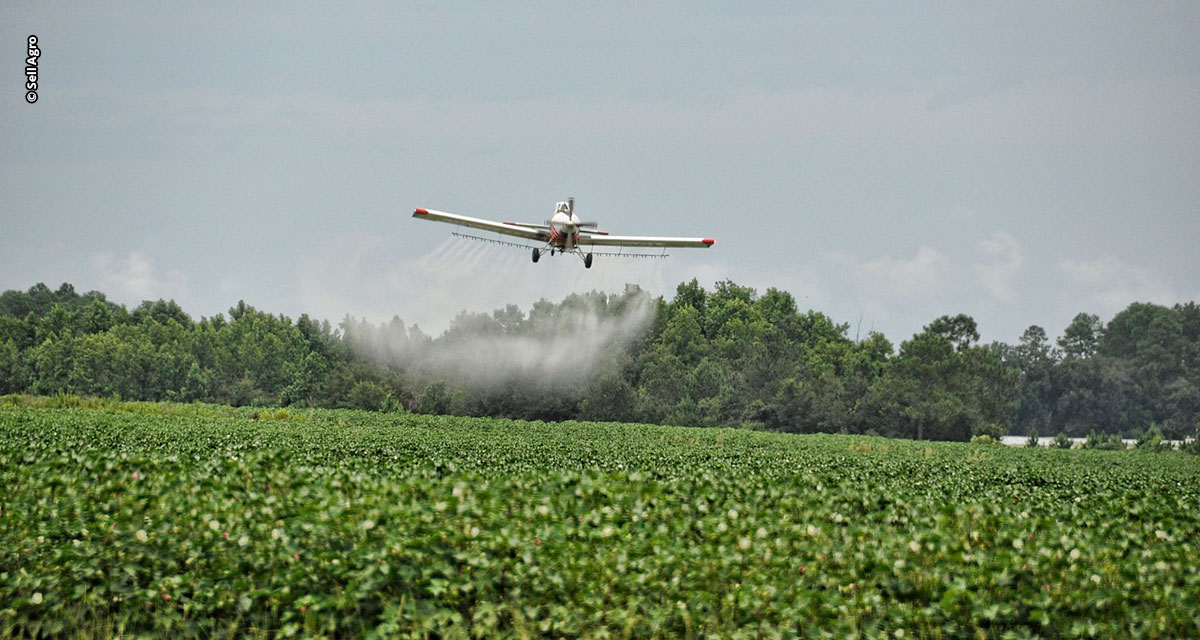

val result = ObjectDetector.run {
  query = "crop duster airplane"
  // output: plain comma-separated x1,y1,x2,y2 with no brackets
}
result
412,197,715,268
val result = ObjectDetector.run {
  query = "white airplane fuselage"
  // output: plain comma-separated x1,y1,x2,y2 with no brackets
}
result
547,210,582,249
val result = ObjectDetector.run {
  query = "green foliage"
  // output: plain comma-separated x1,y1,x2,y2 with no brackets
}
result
578,369,636,423
346,380,392,412
1026,427,1040,448
1053,432,1073,449
2,282,1199,443
870,317,1016,441
417,380,449,415
972,422,1003,440
1084,429,1127,450
1059,312,1103,359
1135,424,1173,452
3,403,1200,638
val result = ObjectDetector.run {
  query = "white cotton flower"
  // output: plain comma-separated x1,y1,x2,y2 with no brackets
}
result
738,537,752,550
362,520,375,530
208,520,221,531
1069,548,1080,561
1012,538,1024,550
135,529,148,543
31,592,43,605
908,540,921,553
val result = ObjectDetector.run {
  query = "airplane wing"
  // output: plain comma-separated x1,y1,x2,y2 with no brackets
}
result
579,233,715,249
412,208,548,242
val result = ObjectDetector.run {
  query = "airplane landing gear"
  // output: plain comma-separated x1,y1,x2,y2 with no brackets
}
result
584,253,593,269
532,248,540,263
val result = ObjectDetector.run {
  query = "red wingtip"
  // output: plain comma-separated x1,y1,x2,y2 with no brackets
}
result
702,238,715,246
413,208,429,216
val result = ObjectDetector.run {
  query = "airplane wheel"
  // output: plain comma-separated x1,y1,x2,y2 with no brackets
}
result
584,253,593,269
532,248,540,263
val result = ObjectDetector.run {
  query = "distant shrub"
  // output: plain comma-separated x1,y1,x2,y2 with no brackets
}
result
348,381,391,412
1053,433,1073,449
49,392,81,408
970,434,999,445
1084,430,1125,450
972,422,1003,440
1025,428,1040,448
1136,424,1173,452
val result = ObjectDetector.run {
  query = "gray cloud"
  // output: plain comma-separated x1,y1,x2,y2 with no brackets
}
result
1057,257,1181,315
971,232,1024,304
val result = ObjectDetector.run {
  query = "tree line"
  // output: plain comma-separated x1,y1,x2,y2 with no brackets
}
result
1,281,1197,441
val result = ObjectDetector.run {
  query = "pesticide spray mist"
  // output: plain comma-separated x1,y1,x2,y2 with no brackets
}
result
333,234,667,397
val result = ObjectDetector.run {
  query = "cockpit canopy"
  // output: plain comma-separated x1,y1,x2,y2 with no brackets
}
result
555,201,570,215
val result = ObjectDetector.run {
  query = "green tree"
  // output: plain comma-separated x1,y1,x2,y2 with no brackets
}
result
869,316,1016,441
417,381,450,415
78,298,116,335
0,339,29,394
28,336,74,396
1008,325,1058,434
347,380,391,412
283,352,329,406
1058,313,1103,359
926,314,980,352
181,362,211,402
579,370,637,423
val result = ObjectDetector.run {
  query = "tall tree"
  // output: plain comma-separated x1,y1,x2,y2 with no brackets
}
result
1058,313,1103,359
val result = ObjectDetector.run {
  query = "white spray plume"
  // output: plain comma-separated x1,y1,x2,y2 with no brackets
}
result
301,227,677,391
344,286,655,392
431,290,654,389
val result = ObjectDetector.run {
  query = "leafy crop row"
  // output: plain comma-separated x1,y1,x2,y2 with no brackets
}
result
2,404,1199,638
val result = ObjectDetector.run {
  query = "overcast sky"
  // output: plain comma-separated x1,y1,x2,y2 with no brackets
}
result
3,2,1198,345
